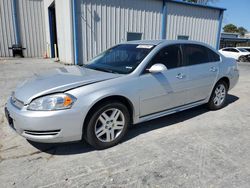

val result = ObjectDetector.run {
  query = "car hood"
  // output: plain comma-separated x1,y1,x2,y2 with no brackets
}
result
14,66,121,104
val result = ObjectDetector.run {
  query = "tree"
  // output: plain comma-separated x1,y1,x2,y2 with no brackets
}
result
223,24,238,33
238,27,248,36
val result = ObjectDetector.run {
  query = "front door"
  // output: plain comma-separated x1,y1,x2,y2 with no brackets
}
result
139,44,189,117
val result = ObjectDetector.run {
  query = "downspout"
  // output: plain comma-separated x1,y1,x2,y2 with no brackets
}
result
161,0,167,39
216,10,223,50
72,0,79,65
11,0,20,45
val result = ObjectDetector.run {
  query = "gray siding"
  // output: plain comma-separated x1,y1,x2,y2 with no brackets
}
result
166,2,220,48
0,0,46,57
0,0,16,57
77,0,162,63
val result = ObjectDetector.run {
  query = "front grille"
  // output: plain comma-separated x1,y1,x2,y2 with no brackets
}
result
11,95,24,109
24,129,61,136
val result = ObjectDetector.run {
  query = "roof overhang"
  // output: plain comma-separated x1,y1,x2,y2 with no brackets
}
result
166,0,226,11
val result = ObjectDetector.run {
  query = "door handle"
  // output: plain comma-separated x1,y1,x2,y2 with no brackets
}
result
176,73,185,79
209,67,218,72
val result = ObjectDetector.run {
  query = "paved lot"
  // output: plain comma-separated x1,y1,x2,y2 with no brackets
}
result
0,58,250,188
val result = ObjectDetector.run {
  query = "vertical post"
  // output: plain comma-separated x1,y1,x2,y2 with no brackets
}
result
11,0,20,45
54,44,59,61
72,0,79,65
161,0,167,39
216,10,223,50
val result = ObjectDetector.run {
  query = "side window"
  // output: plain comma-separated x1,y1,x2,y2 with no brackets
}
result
231,48,239,53
183,44,210,66
146,45,182,71
207,48,220,62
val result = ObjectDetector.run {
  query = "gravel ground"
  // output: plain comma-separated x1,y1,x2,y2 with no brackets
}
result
0,58,250,188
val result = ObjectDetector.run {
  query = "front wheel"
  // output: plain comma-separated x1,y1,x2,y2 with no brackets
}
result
84,101,130,149
238,56,247,62
207,81,228,110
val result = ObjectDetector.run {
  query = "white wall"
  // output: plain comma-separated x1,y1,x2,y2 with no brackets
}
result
55,0,74,64
43,0,74,64
43,0,54,57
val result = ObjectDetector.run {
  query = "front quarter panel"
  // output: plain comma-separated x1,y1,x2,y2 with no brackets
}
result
66,75,141,125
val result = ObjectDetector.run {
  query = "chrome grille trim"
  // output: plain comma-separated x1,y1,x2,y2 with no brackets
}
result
24,129,61,136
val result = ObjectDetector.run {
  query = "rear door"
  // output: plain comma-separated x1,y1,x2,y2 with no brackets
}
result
182,44,220,103
139,44,189,117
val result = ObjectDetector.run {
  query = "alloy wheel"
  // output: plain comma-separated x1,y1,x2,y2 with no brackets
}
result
95,108,125,142
213,84,226,106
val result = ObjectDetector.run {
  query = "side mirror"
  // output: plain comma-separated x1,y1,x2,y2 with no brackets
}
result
148,63,167,73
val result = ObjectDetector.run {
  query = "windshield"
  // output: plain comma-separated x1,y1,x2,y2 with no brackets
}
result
238,48,248,52
84,44,155,74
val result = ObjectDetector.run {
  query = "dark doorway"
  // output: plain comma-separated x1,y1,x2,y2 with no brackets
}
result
48,2,58,58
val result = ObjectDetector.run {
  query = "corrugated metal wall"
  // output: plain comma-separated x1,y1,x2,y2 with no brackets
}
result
18,0,46,57
0,0,46,57
166,2,220,48
77,0,162,63
0,0,16,57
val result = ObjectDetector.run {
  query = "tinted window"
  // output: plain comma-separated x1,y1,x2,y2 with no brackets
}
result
231,48,239,52
183,44,210,65
237,48,248,52
207,48,220,62
146,45,182,70
224,48,239,52
243,48,250,52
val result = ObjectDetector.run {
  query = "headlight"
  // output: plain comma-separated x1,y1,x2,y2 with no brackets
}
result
27,93,76,111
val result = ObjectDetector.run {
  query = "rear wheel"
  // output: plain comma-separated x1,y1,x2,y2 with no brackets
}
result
84,101,130,149
207,80,228,110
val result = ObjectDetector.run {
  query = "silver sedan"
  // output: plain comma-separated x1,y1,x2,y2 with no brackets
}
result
5,40,239,149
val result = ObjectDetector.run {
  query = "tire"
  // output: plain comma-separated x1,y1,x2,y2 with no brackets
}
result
207,80,228,110
84,101,130,149
238,56,246,62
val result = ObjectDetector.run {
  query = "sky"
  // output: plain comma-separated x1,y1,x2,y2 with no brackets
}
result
209,0,250,32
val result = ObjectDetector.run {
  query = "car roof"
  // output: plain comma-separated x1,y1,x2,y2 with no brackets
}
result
122,40,214,48
221,47,235,49
220,47,238,50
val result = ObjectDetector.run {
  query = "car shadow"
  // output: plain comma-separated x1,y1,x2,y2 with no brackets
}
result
28,94,239,155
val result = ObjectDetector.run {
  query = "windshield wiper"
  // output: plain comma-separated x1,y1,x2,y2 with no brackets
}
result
86,66,120,74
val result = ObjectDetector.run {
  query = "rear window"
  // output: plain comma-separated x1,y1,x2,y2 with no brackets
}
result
238,48,248,52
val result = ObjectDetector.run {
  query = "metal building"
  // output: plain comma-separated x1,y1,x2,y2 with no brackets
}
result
0,0,46,57
0,0,225,65
75,0,225,63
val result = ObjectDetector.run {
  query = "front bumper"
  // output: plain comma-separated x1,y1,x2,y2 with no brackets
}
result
5,98,85,143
